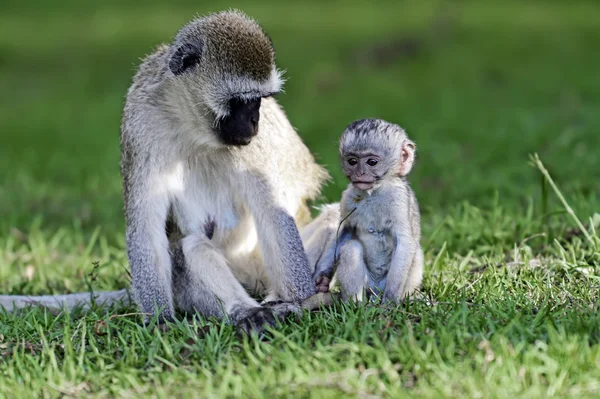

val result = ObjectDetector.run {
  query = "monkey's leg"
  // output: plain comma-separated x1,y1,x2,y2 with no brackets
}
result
300,203,340,246
174,234,287,334
335,239,369,302
402,246,424,298
383,237,418,302
300,204,341,284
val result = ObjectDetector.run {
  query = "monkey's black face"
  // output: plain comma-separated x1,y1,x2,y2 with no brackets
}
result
217,97,261,146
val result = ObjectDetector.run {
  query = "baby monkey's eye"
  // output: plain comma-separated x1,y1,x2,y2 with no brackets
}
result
347,158,358,166
366,158,378,166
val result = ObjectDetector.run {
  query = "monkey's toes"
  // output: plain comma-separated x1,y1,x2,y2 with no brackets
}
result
301,292,336,311
266,301,302,318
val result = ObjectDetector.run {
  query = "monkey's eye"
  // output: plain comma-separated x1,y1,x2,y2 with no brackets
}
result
347,158,358,166
366,158,378,166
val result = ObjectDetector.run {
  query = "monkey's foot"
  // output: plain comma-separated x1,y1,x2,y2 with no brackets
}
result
265,301,302,317
301,292,337,311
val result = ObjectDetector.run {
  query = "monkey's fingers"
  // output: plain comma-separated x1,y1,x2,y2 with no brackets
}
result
258,300,303,325
235,307,278,338
315,275,331,292
316,280,330,293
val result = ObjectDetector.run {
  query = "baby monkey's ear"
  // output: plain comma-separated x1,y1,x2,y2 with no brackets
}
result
399,139,416,176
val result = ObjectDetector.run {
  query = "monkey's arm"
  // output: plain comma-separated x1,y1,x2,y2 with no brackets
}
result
123,165,175,322
383,232,418,302
242,174,316,302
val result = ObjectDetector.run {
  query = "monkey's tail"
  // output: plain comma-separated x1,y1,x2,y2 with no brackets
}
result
0,289,132,313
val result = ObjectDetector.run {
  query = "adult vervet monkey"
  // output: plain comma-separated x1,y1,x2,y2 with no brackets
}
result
0,10,333,334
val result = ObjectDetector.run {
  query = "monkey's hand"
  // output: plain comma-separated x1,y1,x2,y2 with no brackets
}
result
315,274,331,293
236,302,301,337
235,307,277,337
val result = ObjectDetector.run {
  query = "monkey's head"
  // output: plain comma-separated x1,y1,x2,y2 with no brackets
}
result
166,10,283,147
339,118,416,191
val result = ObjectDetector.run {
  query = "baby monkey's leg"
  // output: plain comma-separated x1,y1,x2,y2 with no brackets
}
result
401,246,424,299
335,239,369,301
383,239,423,302
301,204,341,292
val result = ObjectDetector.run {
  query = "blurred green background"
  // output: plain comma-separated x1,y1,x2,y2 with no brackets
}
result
1,0,599,237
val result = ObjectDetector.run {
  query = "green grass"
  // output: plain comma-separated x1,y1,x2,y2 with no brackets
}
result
1,0,600,397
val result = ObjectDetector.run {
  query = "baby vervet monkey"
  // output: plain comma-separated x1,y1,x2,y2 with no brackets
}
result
314,118,424,302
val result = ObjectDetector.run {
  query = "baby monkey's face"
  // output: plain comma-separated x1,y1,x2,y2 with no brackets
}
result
342,151,388,191
339,118,415,192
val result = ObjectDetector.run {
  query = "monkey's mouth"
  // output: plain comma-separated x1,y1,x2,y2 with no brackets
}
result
352,181,375,191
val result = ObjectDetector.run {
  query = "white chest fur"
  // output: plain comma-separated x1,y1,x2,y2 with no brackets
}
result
163,159,254,249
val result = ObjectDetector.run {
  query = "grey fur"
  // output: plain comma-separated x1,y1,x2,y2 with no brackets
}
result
302,204,342,281
0,11,330,333
326,118,424,302
120,10,327,326
0,290,132,313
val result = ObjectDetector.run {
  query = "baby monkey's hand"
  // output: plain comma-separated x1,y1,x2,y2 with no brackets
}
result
315,275,331,293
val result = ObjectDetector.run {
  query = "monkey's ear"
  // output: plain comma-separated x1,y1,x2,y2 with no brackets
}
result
169,43,203,75
399,139,416,176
